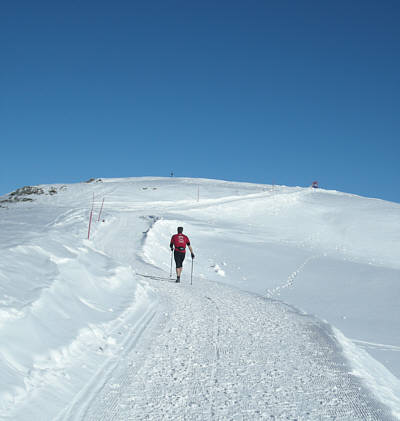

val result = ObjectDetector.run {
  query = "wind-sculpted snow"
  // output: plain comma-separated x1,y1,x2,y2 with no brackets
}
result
0,176,399,419
0,197,156,419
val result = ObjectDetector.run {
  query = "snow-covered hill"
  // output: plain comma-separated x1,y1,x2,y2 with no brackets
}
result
0,177,399,420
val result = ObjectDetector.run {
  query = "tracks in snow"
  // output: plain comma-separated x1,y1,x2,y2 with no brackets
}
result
55,300,158,421
80,277,395,421
266,255,319,298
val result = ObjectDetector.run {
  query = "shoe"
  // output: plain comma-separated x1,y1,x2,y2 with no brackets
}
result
176,277,180,283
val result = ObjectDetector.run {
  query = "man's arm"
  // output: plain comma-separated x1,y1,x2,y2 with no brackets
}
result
188,245,194,258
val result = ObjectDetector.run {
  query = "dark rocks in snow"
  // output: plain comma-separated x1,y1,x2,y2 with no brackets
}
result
85,178,103,183
0,185,68,204
10,186,45,196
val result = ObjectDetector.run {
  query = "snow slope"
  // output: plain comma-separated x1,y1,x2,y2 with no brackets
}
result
0,177,399,420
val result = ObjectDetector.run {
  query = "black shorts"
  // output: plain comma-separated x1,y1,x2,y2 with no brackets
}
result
174,250,186,268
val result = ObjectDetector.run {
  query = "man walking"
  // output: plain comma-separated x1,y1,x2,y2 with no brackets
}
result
170,226,195,283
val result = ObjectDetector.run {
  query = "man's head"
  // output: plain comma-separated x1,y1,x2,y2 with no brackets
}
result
177,226,183,233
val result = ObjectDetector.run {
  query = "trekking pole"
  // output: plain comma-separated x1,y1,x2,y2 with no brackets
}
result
170,249,173,278
191,257,194,285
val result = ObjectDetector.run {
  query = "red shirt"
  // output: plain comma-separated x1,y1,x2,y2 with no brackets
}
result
170,234,190,253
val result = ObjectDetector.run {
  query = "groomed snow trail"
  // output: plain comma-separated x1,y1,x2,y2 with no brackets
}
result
81,278,394,421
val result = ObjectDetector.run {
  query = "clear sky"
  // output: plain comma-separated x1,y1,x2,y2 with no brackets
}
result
1,0,399,202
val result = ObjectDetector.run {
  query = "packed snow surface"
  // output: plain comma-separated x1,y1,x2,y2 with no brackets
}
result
0,177,399,420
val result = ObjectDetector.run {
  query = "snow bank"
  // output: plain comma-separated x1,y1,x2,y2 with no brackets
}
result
0,189,156,419
334,327,400,418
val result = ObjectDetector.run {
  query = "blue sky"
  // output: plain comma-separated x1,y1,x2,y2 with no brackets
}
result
1,0,399,202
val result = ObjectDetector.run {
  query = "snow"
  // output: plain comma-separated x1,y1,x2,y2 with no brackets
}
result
0,177,399,420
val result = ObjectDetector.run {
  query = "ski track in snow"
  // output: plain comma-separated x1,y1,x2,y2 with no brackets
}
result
80,278,394,421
